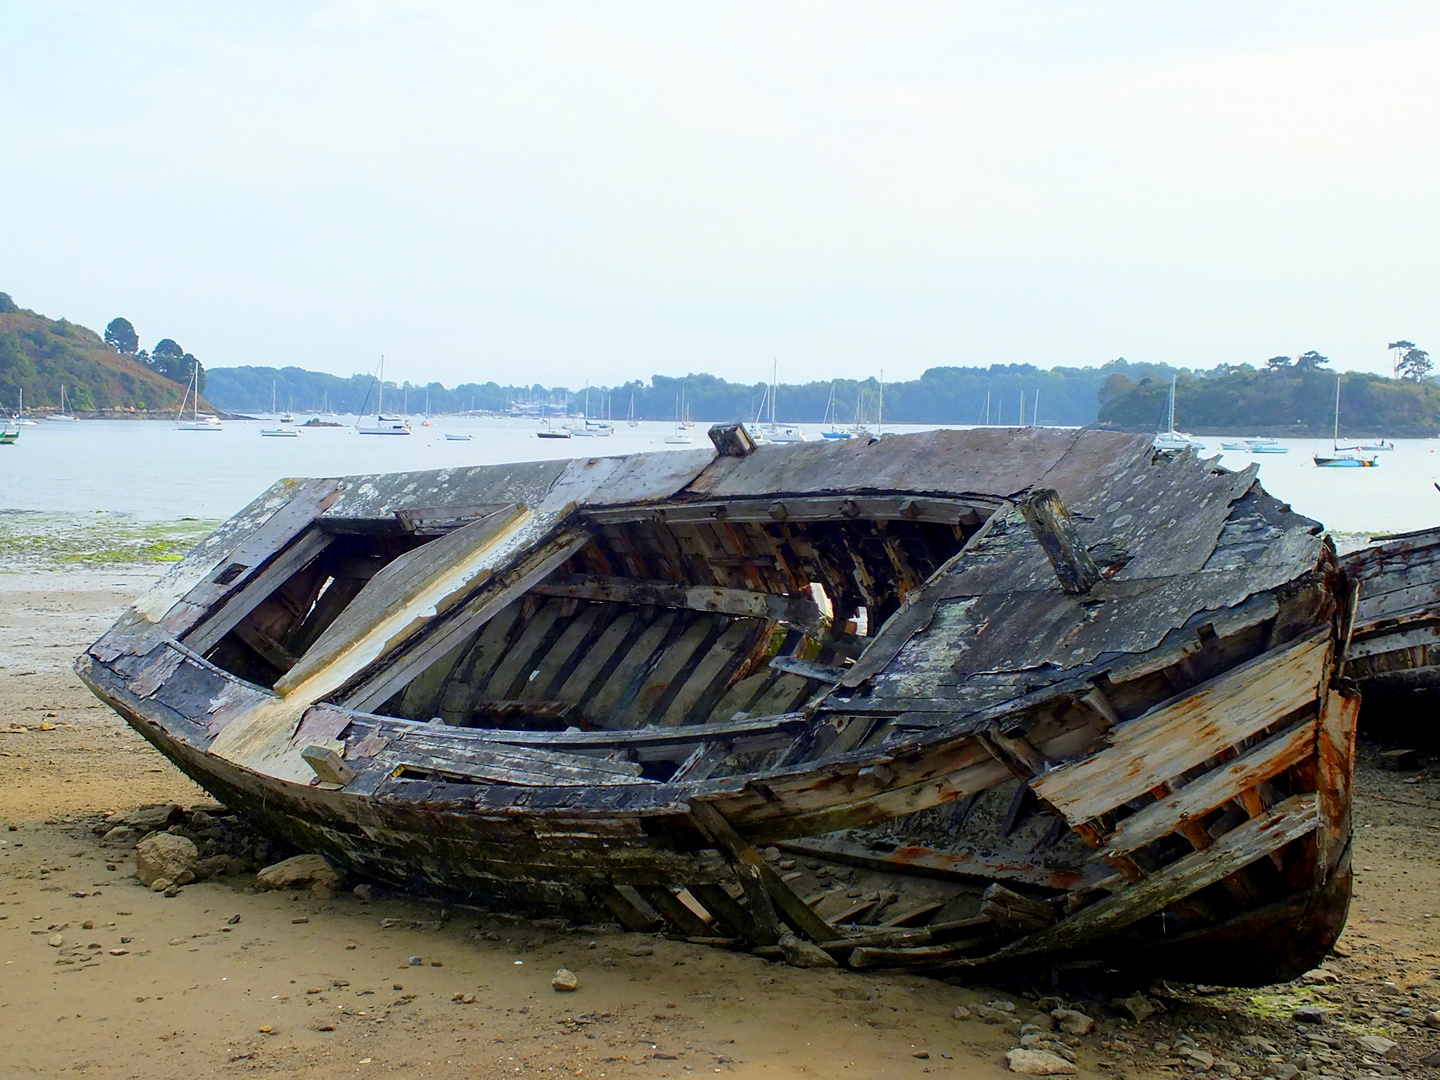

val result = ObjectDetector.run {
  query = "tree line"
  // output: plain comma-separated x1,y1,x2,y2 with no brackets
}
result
103,317,205,392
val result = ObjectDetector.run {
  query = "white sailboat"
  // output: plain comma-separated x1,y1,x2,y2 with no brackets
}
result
12,388,38,425
261,381,298,436
176,366,222,431
663,392,693,444
760,362,807,443
1314,377,1377,468
1152,376,1202,452
821,381,853,439
357,356,412,435
46,383,77,421
627,394,639,427
569,384,614,436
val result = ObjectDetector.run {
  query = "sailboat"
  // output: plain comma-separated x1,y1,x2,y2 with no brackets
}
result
536,418,571,439
821,381,853,439
1151,376,1201,452
12,388,37,426
46,384,78,421
1314,377,1378,468
422,390,432,427
262,381,299,436
357,357,412,435
569,384,614,436
761,362,807,443
176,366,222,431
663,392,693,444
627,394,639,427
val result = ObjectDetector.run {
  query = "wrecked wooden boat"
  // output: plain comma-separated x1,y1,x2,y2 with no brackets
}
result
78,425,1355,984
1342,526,1440,737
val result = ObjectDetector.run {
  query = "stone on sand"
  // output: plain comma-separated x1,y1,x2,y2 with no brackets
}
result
1006,1048,1077,1075
256,853,344,892
552,968,579,991
134,832,198,887
1051,1009,1094,1036
777,933,838,968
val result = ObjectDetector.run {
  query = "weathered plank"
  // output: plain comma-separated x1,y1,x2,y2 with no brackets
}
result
660,620,767,726
533,574,826,637
1031,632,1330,824
688,799,840,943
985,793,1320,961
1347,622,1440,661
1315,682,1359,876
585,611,678,721
615,616,718,728
776,837,1104,892
1019,488,1101,595
1102,718,1315,856
768,655,847,683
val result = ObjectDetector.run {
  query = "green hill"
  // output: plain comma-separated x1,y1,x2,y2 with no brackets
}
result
0,294,203,415
1097,367,1440,438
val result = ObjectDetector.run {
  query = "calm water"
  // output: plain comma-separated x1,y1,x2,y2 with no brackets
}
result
2,419,1438,534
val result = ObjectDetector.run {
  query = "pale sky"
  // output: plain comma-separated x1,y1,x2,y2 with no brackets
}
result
4,2,1440,386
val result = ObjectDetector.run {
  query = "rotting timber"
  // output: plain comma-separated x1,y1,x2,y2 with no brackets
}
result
77,425,1356,985
1341,525,1440,739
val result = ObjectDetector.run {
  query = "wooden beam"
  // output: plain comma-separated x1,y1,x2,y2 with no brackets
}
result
776,837,1104,892
708,422,757,457
767,655,847,683
1102,718,1314,856
583,494,1001,529
1019,488,1101,595
981,792,1320,963
636,885,714,938
533,573,826,638
687,799,840,943
184,527,334,654
1031,632,1330,824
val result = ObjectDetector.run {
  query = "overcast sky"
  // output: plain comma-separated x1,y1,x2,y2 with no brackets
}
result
4,2,1439,386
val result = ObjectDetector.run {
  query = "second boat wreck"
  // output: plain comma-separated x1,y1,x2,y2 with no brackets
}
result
78,426,1355,984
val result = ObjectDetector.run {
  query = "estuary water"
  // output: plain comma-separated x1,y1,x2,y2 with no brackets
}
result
2,417,1438,535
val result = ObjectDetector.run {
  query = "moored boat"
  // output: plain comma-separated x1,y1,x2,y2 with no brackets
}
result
77,425,1355,984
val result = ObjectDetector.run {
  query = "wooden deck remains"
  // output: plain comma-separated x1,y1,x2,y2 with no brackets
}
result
77,425,1355,984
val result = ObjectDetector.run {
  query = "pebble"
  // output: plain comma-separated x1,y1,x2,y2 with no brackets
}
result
1114,994,1160,1023
1006,1048,1077,1075
48,934,63,947
108,948,128,956
353,884,373,902
1355,1035,1397,1057
292,917,309,924
1052,1009,1094,1036
777,934,838,969
409,956,423,966
625,944,654,957
1292,1005,1328,1024
551,968,579,992
953,1006,971,1021
1424,1010,1440,1029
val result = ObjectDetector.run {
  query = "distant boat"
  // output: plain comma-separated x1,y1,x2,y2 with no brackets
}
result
46,384,77,421
176,367,222,431
260,427,300,438
1220,441,1249,451
627,394,639,427
821,381,853,439
536,419,571,439
1348,439,1395,452
663,393,693,444
0,425,17,445
356,357,412,435
444,432,473,442
1315,377,1377,468
1152,376,1201,452
12,388,37,425
760,362,807,443
569,384,614,437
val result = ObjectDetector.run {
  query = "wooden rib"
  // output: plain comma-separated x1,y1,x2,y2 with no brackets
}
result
481,600,566,700
636,885,714,938
688,799,839,943
688,882,763,943
585,611,678,721
598,885,659,932
436,603,524,720
975,792,1320,963
1315,681,1360,875
776,837,1104,892
518,602,612,701
661,620,767,726
615,616,720,728
184,527,334,653
1031,632,1330,823
1102,718,1315,855
533,573,825,637
554,610,642,704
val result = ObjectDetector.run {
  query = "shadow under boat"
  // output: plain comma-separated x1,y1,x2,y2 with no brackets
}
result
78,423,1355,985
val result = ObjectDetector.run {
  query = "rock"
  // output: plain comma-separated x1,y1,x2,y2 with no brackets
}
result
1052,1009,1094,1036
1379,748,1421,771
953,1006,972,1021
625,943,654,957
988,1000,1017,1013
1421,1051,1440,1068
551,968,579,991
109,804,183,831
1424,1010,1440,1029
1378,981,1404,997
1301,968,1339,985
150,877,173,893
48,934,63,947
194,855,232,880
353,884,374,902
103,826,136,845
777,934,838,969
974,1004,1018,1024
1292,1005,1328,1024
1113,995,1159,1023
1006,1049,1077,1075
1273,1064,1300,1080
1184,1049,1215,1070
163,884,181,897
1355,1035,1396,1057
1025,1013,1057,1032
408,956,423,966
134,833,198,887
256,854,343,892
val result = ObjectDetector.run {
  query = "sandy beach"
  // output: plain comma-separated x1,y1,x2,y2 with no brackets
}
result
6,538,1440,1080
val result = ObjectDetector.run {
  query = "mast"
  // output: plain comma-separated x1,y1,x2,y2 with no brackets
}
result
877,369,884,435
1034,389,1040,427
1333,375,1341,450
984,389,990,425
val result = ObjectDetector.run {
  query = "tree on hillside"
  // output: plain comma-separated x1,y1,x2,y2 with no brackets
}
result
0,293,17,314
1265,355,1292,371
1294,350,1330,371
104,317,138,354
150,338,186,382
1390,340,1416,379
1399,346,1433,382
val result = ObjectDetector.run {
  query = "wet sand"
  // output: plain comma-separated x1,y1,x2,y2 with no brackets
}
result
5,565,1440,1079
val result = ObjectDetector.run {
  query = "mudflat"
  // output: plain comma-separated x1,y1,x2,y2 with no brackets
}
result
5,562,1440,1079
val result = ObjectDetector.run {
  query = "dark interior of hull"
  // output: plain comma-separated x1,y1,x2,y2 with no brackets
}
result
190,497,987,780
